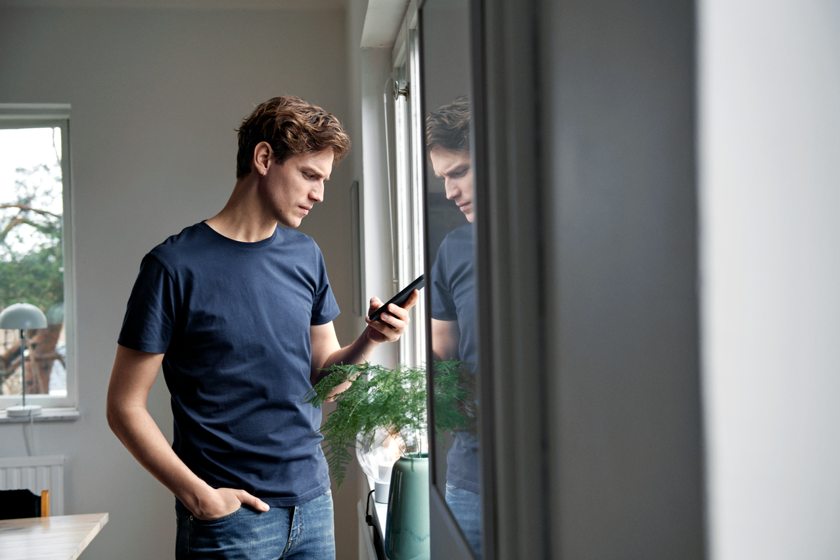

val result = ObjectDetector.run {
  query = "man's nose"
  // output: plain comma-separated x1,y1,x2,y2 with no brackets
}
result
310,182,324,203
444,179,460,200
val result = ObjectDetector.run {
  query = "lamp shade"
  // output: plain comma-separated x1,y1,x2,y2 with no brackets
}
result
0,303,47,330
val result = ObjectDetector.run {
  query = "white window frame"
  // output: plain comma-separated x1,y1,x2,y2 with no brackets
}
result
390,4,427,368
0,104,77,412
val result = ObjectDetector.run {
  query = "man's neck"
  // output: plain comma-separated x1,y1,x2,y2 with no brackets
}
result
205,176,278,243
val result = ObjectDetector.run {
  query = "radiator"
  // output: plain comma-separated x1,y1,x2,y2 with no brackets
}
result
0,455,65,515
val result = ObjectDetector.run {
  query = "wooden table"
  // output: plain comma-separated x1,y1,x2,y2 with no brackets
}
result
0,513,109,560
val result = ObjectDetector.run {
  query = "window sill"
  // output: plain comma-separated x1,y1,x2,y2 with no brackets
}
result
365,476,388,540
0,408,80,424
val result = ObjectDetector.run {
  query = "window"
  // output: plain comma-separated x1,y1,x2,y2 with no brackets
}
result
0,105,75,411
388,12,427,368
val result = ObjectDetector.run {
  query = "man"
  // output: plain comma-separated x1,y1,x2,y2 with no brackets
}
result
107,96,418,559
426,96,482,559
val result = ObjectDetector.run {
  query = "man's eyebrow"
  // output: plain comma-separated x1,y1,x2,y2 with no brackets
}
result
301,165,328,179
441,163,470,177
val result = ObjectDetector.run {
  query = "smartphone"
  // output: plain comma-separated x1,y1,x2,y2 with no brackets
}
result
368,274,425,322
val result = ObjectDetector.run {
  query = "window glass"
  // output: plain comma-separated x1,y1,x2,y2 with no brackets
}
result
391,26,427,370
0,120,70,406
419,0,482,556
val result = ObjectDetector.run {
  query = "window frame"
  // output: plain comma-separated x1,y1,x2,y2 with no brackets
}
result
0,104,77,411
389,7,427,369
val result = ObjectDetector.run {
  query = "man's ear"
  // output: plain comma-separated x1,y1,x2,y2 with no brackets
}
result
253,141,273,177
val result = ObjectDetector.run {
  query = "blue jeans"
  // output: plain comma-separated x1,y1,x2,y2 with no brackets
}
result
175,491,335,559
445,485,481,559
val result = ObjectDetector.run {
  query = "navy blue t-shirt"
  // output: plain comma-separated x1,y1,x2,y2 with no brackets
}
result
430,223,480,494
118,222,340,507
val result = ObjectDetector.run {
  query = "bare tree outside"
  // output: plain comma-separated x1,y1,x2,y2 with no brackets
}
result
0,126,66,397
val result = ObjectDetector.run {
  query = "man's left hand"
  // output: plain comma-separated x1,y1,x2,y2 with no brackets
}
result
364,289,420,343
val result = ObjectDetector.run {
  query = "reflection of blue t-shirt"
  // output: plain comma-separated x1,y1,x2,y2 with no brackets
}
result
118,222,340,508
430,223,479,494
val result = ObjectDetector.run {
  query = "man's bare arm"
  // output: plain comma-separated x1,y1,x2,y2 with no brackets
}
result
309,290,420,392
431,318,461,362
106,344,269,520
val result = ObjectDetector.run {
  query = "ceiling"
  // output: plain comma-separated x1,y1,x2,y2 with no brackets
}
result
0,0,344,10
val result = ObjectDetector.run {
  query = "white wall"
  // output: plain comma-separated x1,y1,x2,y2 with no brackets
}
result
700,1,840,558
346,0,400,368
0,6,358,559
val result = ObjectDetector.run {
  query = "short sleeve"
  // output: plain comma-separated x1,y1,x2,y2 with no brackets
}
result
310,245,340,325
431,242,457,321
117,255,179,354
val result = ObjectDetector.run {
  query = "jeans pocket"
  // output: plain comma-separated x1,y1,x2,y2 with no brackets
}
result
191,507,243,526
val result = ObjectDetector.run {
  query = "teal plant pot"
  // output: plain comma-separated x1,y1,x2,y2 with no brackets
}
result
385,453,430,560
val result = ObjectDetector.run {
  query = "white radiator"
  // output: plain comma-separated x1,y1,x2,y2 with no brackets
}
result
0,455,65,515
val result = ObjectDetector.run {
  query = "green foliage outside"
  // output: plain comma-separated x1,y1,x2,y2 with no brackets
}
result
0,162,64,312
305,360,477,488
0,231,63,312
0,149,65,395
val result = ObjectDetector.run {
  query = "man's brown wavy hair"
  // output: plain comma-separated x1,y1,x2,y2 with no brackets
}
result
425,95,471,153
236,96,351,179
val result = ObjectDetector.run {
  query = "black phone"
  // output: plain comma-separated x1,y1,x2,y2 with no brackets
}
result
368,274,425,322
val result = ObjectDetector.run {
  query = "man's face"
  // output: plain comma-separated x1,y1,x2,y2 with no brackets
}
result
261,149,333,228
429,147,474,223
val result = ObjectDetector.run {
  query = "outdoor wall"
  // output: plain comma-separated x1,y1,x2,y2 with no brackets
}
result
0,6,358,559
699,0,840,558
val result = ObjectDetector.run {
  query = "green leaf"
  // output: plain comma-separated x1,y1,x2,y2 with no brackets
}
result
306,360,477,489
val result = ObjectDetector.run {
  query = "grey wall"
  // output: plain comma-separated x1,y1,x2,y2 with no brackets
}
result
0,6,358,559
532,0,705,557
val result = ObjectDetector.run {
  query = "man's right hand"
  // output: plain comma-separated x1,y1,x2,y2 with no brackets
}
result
190,487,270,521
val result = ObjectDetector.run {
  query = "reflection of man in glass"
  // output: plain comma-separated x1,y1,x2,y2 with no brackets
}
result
427,96,481,558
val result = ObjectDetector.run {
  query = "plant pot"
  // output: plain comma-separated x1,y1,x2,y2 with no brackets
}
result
385,453,430,560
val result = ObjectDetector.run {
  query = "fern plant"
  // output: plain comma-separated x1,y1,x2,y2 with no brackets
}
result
304,360,476,489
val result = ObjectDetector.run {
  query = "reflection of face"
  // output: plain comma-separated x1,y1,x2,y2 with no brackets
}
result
261,149,333,228
430,147,474,223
